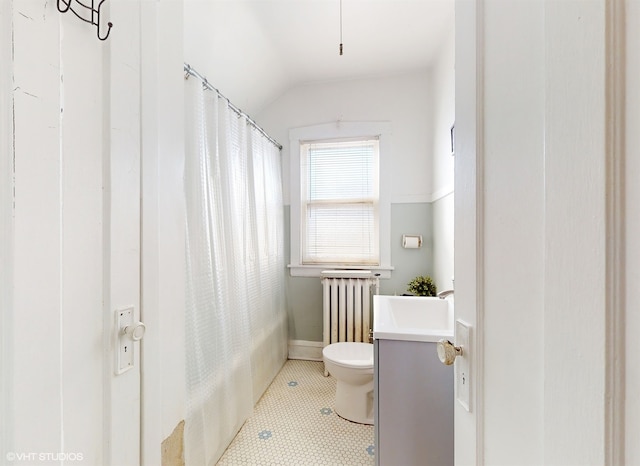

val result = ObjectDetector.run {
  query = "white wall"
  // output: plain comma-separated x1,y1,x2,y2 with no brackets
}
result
433,193,454,292
431,29,456,199
183,0,288,116
258,72,437,342
257,71,434,206
431,28,455,293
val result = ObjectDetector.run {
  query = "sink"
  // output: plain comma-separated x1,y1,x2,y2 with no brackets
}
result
373,295,454,342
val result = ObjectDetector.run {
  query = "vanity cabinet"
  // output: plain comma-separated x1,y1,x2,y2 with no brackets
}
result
374,338,454,466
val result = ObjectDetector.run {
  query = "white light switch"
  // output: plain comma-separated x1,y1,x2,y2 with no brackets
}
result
455,320,471,412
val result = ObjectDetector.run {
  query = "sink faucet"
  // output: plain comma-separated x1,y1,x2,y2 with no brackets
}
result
437,289,454,299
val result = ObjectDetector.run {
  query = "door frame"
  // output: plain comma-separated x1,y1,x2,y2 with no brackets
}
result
603,0,626,463
0,0,14,461
454,0,485,463
139,2,187,464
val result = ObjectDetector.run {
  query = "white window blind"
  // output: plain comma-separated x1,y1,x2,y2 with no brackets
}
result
300,138,380,265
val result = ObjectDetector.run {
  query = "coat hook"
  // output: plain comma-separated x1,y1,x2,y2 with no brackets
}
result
57,0,113,41
96,0,112,41
97,21,113,41
57,0,72,13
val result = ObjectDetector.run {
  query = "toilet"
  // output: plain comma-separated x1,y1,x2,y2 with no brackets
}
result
322,342,374,425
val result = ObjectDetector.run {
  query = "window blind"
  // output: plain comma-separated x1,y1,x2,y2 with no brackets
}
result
301,138,380,265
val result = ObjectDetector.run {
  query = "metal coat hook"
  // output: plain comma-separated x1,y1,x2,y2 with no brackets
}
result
57,0,113,41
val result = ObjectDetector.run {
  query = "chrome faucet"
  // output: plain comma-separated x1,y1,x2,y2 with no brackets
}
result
437,289,454,299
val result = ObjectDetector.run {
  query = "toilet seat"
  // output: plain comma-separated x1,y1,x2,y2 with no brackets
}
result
323,342,373,368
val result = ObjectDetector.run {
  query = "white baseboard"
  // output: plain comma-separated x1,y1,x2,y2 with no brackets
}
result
288,340,324,361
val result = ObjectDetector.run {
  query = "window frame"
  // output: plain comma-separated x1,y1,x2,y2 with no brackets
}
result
288,122,393,278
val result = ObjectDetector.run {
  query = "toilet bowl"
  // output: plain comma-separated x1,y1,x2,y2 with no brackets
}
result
322,342,374,425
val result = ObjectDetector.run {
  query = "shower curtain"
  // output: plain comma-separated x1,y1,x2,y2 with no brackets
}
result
184,77,288,466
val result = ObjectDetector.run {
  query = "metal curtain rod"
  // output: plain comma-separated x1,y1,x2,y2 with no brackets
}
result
183,63,283,151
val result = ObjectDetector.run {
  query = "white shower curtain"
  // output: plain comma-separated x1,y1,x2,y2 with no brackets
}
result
184,77,288,466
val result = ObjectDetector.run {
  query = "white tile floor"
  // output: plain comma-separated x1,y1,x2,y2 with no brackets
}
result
217,359,375,465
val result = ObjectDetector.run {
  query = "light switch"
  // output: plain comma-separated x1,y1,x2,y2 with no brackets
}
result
455,320,471,412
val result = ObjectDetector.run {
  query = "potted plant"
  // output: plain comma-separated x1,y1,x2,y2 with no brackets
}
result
407,275,437,297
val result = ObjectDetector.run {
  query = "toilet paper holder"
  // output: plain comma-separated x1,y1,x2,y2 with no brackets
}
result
402,234,422,249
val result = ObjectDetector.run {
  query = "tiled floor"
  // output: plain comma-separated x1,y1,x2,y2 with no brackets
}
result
217,359,375,465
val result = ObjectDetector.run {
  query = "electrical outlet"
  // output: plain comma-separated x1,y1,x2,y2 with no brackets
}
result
455,320,471,412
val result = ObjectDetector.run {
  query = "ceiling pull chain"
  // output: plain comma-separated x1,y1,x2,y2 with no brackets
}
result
339,0,343,55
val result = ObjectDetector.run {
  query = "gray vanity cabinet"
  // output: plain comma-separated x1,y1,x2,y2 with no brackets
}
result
374,338,454,466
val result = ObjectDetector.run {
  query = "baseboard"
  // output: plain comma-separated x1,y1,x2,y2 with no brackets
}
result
288,340,324,361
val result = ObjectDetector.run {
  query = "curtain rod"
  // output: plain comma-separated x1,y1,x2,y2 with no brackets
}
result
183,63,283,151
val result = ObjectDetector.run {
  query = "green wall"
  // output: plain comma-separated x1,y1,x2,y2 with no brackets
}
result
284,203,434,342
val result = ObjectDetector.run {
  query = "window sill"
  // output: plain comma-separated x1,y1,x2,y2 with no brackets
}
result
287,264,394,279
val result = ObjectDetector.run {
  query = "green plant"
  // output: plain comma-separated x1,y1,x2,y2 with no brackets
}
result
407,275,437,297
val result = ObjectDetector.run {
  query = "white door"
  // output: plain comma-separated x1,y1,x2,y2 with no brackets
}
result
454,0,628,464
453,1,482,463
2,1,144,465
104,3,144,464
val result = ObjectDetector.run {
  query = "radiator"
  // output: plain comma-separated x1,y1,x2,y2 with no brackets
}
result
321,270,380,348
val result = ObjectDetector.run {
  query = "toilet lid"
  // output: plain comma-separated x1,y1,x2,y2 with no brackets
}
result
322,342,373,367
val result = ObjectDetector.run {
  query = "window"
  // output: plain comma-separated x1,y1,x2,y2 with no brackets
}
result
300,138,380,265
289,122,393,278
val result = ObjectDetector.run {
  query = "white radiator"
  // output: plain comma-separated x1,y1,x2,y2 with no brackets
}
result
321,270,380,348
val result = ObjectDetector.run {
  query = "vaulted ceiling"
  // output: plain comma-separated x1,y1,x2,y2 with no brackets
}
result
184,0,454,115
